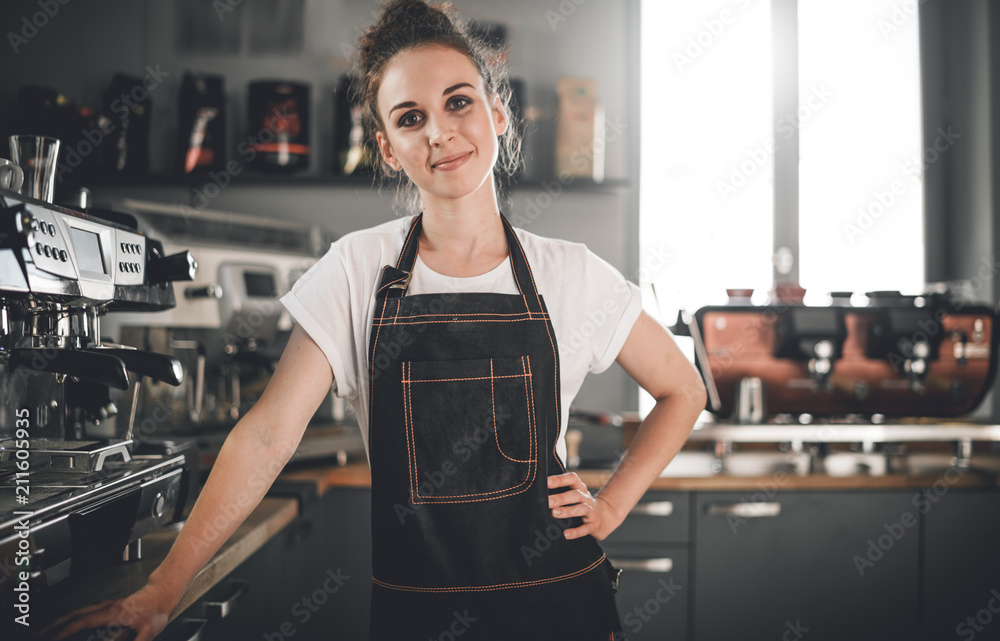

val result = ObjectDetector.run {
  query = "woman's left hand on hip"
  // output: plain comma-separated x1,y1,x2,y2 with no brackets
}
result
547,472,621,541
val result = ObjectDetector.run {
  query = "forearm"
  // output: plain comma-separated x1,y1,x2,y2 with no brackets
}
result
593,393,702,524
146,408,298,609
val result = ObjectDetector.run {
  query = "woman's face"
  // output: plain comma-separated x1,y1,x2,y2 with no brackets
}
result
375,44,507,203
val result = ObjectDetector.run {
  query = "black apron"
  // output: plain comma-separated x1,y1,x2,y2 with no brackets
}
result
367,214,625,640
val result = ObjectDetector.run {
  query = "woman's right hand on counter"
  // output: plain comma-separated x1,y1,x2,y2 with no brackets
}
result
42,580,175,641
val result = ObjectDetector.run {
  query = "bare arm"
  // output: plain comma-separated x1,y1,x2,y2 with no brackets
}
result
49,324,333,640
548,311,706,540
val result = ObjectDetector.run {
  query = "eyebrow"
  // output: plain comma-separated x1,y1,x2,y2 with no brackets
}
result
388,82,476,118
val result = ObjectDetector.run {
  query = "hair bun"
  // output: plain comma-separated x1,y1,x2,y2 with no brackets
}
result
359,1,458,75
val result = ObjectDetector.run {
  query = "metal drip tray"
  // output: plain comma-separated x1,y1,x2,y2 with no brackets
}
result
0,439,132,472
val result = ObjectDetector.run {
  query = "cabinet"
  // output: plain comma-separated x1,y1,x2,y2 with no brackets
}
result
601,491,691,640
692,491,919,641
922,490,1000,640
156,488,372,641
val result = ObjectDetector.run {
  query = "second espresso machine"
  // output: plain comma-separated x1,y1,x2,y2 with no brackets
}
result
98,199,364,471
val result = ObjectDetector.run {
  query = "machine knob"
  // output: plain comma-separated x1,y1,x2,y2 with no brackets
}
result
153,492,165,519
147,250,198,284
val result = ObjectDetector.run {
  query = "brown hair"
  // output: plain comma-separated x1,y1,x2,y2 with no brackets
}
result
355,0,522,206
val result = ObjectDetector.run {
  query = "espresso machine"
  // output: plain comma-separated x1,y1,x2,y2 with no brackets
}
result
0,184,198,625
98,199,364,471
691,290,999,420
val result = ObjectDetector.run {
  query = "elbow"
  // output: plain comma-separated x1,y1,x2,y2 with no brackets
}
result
679,378,708,415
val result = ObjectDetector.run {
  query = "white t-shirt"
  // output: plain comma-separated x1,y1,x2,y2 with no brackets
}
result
279,215,642,463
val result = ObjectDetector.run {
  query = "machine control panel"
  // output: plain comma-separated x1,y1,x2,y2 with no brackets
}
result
12,201,148,301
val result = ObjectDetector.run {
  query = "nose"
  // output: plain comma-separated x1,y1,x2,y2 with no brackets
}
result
427,115,456,147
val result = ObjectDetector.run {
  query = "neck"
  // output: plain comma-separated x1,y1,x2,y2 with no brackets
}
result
418,179,505,258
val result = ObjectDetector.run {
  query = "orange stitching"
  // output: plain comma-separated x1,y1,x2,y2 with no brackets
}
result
408,375,528,383
372,554,606,593
375,311,547,320
394,311,541,319
510,229,546,319
507,230,562,467
377,273,409,293
373,318,549,327
404,362,418,504
406,356,534,503
368,295,390,459
493,359,532,464
395,215,421,270
524,355,539,470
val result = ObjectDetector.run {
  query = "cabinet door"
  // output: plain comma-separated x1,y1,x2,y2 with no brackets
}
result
284,488,373,641
694,491,919,641
923,490,1000,640
603,544,688,641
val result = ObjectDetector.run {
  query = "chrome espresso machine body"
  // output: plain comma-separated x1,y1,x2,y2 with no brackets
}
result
0,187,197,626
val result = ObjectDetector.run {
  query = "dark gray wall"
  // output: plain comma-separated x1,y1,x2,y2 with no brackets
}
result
0,0,642,414
920,0,999,417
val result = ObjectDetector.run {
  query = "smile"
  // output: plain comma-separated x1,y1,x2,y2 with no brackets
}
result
431,151,473,171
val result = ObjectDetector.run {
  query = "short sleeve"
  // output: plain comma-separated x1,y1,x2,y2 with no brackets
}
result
279,243,360,399
583,252,642,373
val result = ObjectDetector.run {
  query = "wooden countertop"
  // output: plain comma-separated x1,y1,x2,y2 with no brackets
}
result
39,456,997,631
280,459,1000,491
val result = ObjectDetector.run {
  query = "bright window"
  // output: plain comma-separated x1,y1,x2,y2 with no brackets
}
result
639,0,924,413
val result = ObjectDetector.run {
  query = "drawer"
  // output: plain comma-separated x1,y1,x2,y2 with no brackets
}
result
604,491,690,544
603,545,689,641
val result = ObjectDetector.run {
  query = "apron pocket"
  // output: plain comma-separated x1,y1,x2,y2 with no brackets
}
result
402,355,538,503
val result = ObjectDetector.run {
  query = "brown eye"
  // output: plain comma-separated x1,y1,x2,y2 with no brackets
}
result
448,96,472,110
398,111,423,128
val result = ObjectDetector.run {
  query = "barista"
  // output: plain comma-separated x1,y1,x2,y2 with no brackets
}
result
46,1,705,639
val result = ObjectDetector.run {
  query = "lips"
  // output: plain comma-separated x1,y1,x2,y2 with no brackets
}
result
431,151,473,170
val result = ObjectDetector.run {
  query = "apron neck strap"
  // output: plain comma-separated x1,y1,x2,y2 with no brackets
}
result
379,213,545,314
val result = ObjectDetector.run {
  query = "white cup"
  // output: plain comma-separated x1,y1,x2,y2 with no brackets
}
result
0,158,23,193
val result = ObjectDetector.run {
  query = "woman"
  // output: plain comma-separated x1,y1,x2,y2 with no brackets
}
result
49,1,705,639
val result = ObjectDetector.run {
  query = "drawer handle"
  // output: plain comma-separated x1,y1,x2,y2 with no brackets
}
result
174,618,207,641
630,501,674,516
203,579,249,620
608,557,674,573
706,502,781,518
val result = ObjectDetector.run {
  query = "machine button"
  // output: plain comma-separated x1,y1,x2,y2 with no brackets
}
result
59,249,68,262
43,246,51,258
47,223,55,236
120,242,126,252
119,261,125,272
153,493,165,519
35,242,42,254
30,219,39,232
